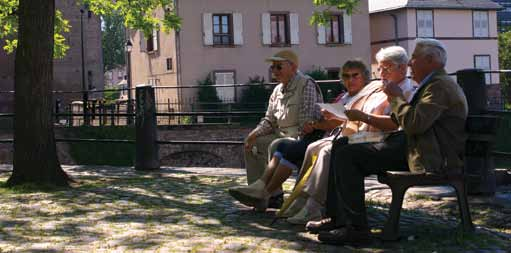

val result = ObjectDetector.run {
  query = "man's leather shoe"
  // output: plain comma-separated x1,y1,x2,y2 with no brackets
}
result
317,226,370,245
267,193,283,209
305,217,339,234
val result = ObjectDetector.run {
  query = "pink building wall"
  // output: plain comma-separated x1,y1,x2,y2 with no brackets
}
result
129,0,371,112
370,8,500,84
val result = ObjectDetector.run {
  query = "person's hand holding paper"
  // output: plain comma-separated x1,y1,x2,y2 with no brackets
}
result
317,103,347,120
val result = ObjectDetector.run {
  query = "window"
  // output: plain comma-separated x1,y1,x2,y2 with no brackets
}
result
262,13,299,46
271,14,289,45
145,30,159,52
203,13,243,46
117,71,123,79
317,12,351,45
212,14,232,45
473,11,489,37
214,71,236,102
474,55,491,85
326,14,344,44
417,10,434,38
166,58,173,71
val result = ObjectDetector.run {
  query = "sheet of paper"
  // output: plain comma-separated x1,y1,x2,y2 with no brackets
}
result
317,103,347,120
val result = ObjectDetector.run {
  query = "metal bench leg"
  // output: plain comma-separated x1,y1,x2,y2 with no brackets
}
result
382,184,408,241
451,180,475,232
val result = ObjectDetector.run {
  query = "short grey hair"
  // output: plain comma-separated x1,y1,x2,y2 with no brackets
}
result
414,38,447,67
375,46,409,65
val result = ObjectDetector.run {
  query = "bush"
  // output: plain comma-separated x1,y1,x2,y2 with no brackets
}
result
305,67,329,80
196,76,224,123
103,86,121,105
234,76,271,125
66,126,135,166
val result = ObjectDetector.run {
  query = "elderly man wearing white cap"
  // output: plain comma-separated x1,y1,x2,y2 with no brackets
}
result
229,50,324,210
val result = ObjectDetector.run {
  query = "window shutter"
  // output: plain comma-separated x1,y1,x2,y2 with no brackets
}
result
139,32,146,52
233,13,244,45
343,12,352,44
290,13,300,45
203,13,213,45
317,24,326,44
262,13,271,45
152,29,159,51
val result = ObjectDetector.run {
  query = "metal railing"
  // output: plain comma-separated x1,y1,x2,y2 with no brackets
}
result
0,69,510,168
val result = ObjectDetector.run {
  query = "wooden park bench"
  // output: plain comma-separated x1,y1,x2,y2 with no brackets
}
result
376,115,499,241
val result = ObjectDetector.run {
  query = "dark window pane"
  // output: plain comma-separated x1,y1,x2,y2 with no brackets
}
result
332,17,339,43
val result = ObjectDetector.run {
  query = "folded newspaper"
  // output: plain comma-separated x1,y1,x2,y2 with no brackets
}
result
348,131,387,144
316,103,347,120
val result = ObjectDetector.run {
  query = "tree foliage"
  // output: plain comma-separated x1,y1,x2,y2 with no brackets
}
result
102,11,125,71
0,0,70,58
498,30,511,106
0,0,182,57
310,0,360,25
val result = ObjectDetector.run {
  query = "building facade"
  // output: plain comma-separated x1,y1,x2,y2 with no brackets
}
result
0,0,104,113
369,0,502,101
128,0,371,113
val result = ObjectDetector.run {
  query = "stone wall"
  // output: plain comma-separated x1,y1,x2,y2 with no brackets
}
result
0,125,252,168
157,125,251,168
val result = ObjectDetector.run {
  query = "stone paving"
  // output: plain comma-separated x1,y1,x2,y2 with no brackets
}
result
0,165,509,253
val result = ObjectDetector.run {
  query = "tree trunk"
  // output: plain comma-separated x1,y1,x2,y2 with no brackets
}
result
7,0,70,187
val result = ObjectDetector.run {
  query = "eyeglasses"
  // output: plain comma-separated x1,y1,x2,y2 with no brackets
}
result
270,64,283,71
377,65,395,74
341,72,360,80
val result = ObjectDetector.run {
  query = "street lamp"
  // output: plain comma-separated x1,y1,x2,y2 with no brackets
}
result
80,7,90,126
125,39,133,125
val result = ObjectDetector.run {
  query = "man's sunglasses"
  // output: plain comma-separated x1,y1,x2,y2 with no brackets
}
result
270,64,283,71
341,72,360,80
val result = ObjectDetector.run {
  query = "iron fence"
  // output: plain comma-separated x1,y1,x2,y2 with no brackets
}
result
0,70,509,127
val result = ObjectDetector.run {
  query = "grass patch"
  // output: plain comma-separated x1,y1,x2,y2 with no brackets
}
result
0,180,66,194
65,126,135,166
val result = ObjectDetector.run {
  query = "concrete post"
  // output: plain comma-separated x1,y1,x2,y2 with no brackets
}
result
135,85,160,171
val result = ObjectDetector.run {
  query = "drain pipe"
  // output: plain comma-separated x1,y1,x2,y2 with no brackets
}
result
389,13,399,46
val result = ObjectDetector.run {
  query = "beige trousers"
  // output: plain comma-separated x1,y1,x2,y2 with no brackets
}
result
244,134,296,184
296,136,335,205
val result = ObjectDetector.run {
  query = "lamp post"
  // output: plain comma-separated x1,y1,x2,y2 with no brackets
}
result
80,7,89,126
125,39,133,125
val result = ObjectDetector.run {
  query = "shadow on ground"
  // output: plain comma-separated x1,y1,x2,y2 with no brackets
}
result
0,165,509,252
